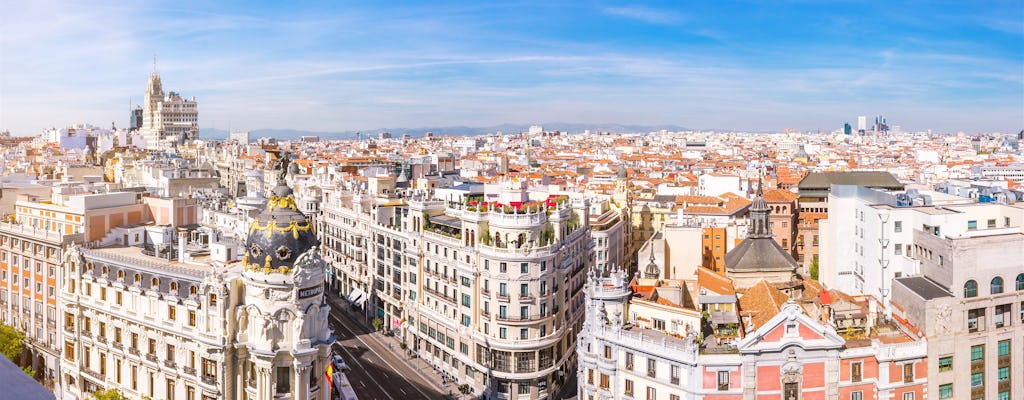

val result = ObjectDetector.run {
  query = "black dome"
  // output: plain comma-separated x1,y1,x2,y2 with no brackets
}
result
243,183,318,274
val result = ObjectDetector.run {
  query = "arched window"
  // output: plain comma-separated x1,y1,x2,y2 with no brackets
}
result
134,274,141,284
964,280,978,298
190,286,198,296
152,278,159,288
117,270,124,280
1017,274,1024,291
102,266,108,275
991,277,1003,295
170,282,178,291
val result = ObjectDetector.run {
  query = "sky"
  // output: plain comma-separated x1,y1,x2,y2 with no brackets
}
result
1,0,1022,135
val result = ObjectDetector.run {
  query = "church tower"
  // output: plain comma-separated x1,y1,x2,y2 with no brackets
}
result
235,161,333,400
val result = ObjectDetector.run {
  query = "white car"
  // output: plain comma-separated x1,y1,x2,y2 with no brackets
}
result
332,354,351,373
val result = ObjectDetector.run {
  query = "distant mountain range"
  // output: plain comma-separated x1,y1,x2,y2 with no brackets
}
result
198,123,692,140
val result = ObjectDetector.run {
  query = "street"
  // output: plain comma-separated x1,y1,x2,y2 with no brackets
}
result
327,294,447,400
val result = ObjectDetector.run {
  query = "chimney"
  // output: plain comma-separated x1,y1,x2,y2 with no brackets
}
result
177,228,188,262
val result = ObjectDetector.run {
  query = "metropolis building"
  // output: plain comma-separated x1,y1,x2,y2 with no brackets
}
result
58,174,334,400
319,176,594,399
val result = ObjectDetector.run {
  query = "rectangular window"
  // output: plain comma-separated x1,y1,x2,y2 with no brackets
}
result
902,393,914,400
603,346,611,359
903,363,914,383
646,387,655,400
461,314,470,327
971,344,984,362
624,379,633,396
717,371,729,391
895,221,903,232
851,361,862,382
971,371,983,387
938,384,952,399
851,392,863,400
997,339,1010,356
625,352,634,370
988,219,996,228
202,358,216,379
967,308,984,332
520,263,528,273
647,358,656,378
938,356,952,372
968,220,978,230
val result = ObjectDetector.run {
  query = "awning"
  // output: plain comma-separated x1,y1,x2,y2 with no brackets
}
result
346,288,367,305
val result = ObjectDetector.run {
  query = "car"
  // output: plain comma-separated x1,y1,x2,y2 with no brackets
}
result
332,354,351,373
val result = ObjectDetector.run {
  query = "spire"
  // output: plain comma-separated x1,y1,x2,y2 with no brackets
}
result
152,54,158,74
643,243,659,279
747,178,772,239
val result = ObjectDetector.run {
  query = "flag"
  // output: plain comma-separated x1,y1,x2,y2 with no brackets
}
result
326,364,334,387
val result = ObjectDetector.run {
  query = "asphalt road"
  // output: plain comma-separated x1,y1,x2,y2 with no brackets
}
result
328,302,445,400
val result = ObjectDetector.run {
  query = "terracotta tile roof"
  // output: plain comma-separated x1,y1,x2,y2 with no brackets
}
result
738,280,789,331
696,268,736,296
761,188,798,203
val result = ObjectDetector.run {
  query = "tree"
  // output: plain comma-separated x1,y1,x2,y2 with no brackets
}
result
0,324,24,363
371,318,384,332
810,258,819,280
92,389,128,400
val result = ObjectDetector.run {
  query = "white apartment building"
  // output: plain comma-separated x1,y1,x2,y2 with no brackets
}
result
819,184,1024,308
318,175,594,399
58,181,334,400
892,224,1024,400
141,65,199,151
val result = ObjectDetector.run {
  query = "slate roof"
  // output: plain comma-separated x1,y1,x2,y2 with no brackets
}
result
0,355,54,400
895,276,953,300
797,171,903,191
724,236,799,272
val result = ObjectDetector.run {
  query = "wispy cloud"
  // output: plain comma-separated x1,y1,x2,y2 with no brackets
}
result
601,6,682,25
0,1,1021,134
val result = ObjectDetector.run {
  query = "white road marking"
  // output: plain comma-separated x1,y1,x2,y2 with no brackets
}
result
331,312,434,399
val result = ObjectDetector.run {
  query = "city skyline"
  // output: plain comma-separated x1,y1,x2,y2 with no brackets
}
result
1,1,1021,135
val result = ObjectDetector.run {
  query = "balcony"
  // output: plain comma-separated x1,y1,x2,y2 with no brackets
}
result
64,325,74,334
164,360,177,369
95,336,107,344
145,353,158,363
496,314,547,324
423,287,456,305
183,366,197,376
112,342,123,350
201,375,217,386
81,368,104,381
128,347,140,356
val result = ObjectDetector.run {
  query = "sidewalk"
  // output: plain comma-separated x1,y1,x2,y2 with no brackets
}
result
326,293,471,399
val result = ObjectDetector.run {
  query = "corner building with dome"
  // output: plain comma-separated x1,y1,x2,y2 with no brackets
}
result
58,179,334,400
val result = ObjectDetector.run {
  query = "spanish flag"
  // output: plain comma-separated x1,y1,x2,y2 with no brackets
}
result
326,363,335,387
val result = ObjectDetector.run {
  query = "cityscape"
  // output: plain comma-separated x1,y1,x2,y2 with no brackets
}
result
0,2,1022,400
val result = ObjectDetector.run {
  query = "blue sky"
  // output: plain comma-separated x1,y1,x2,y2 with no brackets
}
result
1,0,1021,134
